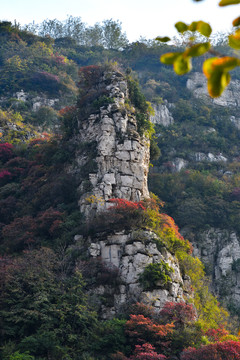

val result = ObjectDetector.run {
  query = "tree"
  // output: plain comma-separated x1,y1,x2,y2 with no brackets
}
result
157,0,240,97
130,343,167,360
0,248,97,359
102,19,129,50
125,314,174,353
84,23,104,47
38,18,64,38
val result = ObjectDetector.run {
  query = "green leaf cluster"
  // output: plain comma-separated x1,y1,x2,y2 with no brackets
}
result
127,74,155,137
139,261,174,290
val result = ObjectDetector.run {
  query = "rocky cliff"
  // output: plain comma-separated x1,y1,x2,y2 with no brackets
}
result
186,228,240,312
72,66,192,318
186,72,240,108
150,101,174,127
148,70,240,316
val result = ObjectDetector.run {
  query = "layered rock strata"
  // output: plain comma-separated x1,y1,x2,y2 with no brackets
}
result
76,70,149,219
190,228,240,309
77,229,191,319
186,72,240,108
150,101,174,126
73,67,191,317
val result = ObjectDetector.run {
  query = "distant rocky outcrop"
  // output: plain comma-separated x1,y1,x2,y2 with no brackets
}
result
189,228,240,310
186,72,240,108
190,152,228,163
150,101,174,127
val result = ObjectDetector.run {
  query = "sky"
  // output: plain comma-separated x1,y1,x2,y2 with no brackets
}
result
1,0,238,41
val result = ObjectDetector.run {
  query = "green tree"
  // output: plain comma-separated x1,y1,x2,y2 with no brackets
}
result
102,19,129,50
0,248,97,359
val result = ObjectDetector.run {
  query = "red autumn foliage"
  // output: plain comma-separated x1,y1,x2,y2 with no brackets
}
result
59,105,76,116
205,326,230,342
130,343,167,360
5,157,34,178
0,169,12,186
29,138,48,147
0,169,12,179
109,198,146,211
36,207,64,237
158,213,185,241
181,341,240,360
2,215,37,252
0,143,14,162
125,314,174,347
34,71,60,83
78,65,102,87
87,198,147,231
159,302,197,328
51,52,66,65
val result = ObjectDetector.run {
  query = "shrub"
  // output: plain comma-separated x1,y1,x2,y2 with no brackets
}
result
9,352,34,360
159,302,197,328
92,95,114,109
0,143,14,163
130,343,166,360
181,340,240,360
139,261,174,290
78,65,102,88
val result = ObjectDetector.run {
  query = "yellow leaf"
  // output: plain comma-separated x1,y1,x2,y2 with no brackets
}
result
203,57,240,79
233,16,240,26
173,55,192,75
229,35,240,49
203,57,218,78
155,36,171,42
207,71,230,97
203,56,240,97
219,0,240,5
160,52,182,65
229,30,240,49
197,21,212,37
175,22,188,33
212,56,240,72
185,42,210,57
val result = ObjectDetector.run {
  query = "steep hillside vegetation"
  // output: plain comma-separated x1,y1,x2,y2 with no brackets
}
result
1,21,240,359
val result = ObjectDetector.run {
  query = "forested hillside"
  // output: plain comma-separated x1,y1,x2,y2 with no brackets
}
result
1,19,240,360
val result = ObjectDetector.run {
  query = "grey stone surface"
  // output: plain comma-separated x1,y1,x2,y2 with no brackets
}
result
186,72,240,107
75,70,150,219
73,68,193,318
189,228,240,307
87,229,191,318
150,102,174,126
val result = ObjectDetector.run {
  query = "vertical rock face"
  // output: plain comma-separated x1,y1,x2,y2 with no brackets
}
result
190,228,240,309
73,67,191,318
76,69,149,219
150,102,174,127
85,229,191,319
186,72,240,108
